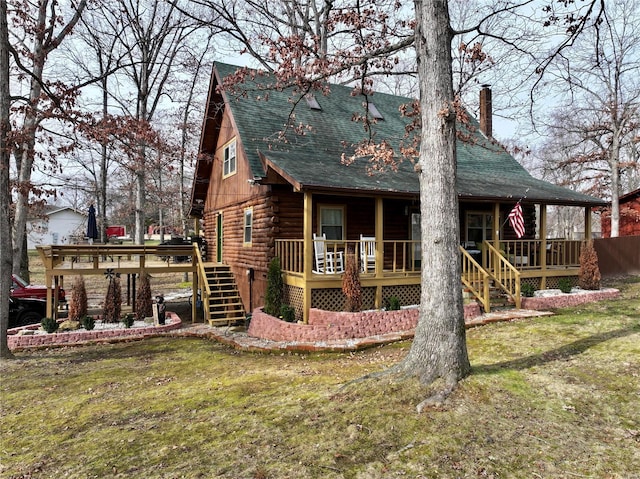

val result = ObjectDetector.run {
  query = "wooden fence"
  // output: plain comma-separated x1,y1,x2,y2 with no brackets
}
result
594,236,640,276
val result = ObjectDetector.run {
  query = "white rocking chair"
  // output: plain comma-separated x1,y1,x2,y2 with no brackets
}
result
360,235,376,273
313,233,344,274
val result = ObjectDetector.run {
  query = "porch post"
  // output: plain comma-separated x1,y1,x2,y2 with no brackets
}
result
303,191,313,323
584,206,592,240
374,196,383,309
492,202,501,271
540,204,548,290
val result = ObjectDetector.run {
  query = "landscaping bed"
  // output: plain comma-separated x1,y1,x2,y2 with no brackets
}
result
7,312,182,351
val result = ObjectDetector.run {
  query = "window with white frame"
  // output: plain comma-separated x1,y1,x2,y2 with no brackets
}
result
223,139,237,177
243,207,253,245
319,205,344,240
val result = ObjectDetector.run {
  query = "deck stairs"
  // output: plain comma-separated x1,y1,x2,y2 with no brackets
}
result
202,263,246,326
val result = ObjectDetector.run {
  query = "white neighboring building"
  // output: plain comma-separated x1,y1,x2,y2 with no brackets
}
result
27,206,86,249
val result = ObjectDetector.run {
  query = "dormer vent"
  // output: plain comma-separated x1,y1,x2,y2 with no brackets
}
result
305,94,322,110
368,102,384,120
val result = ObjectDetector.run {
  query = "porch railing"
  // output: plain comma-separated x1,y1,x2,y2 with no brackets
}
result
499,239,582,269
460,247,490,312
485,242,521,309
275,239,421,275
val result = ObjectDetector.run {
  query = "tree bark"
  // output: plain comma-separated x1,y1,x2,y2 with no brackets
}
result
395,0,470,388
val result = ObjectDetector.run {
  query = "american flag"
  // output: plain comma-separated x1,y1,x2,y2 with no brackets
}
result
508,203,525,238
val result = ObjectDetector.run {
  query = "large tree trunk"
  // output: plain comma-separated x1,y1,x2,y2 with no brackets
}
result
396,0,470,389
1,0,14,359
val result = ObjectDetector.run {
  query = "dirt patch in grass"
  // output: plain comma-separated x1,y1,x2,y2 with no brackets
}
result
2,270,639,478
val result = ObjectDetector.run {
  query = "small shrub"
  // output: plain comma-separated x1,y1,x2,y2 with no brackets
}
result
280,304,296,323
81,315,95,331
41,317,59,334
578,239,601,290
521,283,536,297
264,257,283,317
558,278,572,294
121,313,135,328
387,296,401,311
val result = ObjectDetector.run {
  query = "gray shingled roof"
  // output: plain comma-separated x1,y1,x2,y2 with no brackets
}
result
213,62,605,206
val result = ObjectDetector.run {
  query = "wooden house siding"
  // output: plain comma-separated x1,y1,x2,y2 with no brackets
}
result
601,189,640,237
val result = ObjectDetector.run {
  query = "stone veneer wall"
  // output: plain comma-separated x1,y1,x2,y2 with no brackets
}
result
248,303,482,343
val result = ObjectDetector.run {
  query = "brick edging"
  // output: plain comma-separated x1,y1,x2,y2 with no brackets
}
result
7,312,182,351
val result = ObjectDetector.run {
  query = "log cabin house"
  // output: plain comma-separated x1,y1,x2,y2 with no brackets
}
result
189,62,606,325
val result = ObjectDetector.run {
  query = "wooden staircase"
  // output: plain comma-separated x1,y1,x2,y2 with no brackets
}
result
202,264,246,326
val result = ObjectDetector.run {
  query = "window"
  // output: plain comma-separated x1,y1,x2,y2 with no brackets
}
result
243,208,253,245
466,212,493,244
319,206,344,240
223,139,237,177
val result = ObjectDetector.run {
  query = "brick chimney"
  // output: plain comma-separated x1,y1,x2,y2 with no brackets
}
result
479,85,492,138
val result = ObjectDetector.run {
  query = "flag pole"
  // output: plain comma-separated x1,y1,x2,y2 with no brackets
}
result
501,187,530,229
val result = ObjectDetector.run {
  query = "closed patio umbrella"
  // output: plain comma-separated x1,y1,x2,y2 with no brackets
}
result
87,204,98,244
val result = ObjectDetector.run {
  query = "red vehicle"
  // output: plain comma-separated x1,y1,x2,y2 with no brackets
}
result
11,274,66,304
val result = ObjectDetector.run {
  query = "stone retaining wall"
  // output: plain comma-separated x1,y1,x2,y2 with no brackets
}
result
248,303,482,343
521,288,619,310
8,313,182,351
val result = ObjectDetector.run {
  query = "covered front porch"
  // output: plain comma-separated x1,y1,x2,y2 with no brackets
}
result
274,192,594,322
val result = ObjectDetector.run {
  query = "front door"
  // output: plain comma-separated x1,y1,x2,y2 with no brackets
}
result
216,213,223,263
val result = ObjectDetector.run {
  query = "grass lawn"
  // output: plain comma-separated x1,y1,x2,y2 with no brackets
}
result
1,277,639,479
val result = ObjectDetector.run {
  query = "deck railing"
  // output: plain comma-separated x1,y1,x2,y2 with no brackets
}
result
275,239,421,275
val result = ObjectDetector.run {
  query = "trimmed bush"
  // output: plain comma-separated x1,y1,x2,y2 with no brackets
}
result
342,247,362,312
81,315,95,331
41,317,59,334
558,278,572,294
103,276,122,323
280,304,296,323
521,283,536,297
122,313,135,328
579,239,601,290
387,296,401,311
68,276,88,322
136,273,153,321
264,258,283,317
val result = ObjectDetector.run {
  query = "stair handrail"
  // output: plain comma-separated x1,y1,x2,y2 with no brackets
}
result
459,246,491,312
483,241,521,309
193,244,212,324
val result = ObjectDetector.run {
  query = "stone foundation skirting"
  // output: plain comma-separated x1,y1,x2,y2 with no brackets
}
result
8,312,182,351
248,303,482,343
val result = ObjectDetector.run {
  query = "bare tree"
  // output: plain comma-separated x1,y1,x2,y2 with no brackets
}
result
7,0,88,275
541,0,640,237
189,0,607,405
106,0,200,244
1,0,14,359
